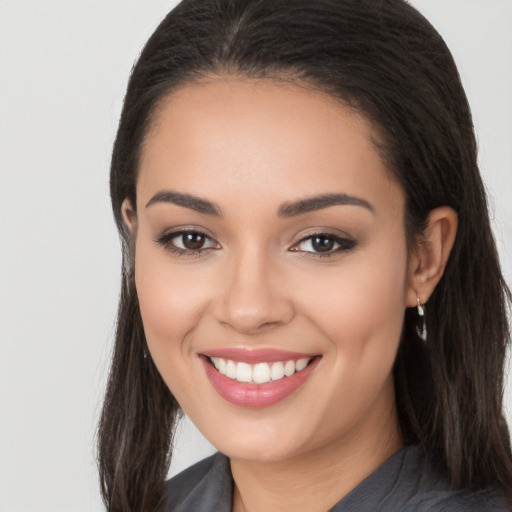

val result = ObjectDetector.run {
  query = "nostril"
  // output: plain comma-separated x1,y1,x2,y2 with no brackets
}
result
216,301,294,334
213,258,295,333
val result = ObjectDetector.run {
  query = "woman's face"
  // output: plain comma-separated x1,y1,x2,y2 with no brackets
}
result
128,78,417,463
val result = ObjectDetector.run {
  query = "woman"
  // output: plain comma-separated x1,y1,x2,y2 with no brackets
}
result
97,0,512,510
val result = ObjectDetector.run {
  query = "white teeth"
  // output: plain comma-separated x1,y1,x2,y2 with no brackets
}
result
217,358,227,375
209,356,312,384
284,360,296,377
226,359,237,379
296,358,309,372
270,361,285,381
236,362,253,382
253,363,271,384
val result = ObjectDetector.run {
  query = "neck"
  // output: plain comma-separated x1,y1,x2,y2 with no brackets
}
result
230,398,403,512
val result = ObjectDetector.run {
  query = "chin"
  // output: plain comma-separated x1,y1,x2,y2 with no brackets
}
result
196,416,318,464
219,440,302,463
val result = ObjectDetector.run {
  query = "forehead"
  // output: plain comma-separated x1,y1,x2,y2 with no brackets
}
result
137,77,402,215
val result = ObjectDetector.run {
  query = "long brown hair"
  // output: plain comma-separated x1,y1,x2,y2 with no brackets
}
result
98,0,512,510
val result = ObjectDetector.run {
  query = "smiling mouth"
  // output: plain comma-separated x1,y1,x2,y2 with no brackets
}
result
207,356,314,384
200,349,321,407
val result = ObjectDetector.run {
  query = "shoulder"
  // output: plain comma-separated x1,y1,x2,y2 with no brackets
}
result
415,492,511,512
384,446,510,512
334,446,510,512
164,452,232,512
164,454,218,505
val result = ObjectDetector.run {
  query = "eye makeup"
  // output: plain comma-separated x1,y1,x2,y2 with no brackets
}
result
289,232,356,258
155,229,220,256
154,227,357,259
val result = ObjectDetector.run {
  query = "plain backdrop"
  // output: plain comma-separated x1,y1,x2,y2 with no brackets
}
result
0,1,511,511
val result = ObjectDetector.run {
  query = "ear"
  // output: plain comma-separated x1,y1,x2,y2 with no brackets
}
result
121,198,138,234
405,206,458,308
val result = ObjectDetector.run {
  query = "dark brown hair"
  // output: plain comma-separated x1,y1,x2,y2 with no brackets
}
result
98,0,512,510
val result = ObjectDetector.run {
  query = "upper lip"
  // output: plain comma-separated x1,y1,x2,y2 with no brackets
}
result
200,347,318,364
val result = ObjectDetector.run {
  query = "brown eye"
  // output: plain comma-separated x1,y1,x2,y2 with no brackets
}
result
182,232,206,250
311,236,335,253
155,230,220,254
292,233,356,256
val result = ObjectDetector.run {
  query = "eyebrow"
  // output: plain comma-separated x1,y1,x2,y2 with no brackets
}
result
145,190,374,218
278,193,375,217
145,190,222,216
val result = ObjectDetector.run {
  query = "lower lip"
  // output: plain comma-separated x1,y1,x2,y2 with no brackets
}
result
201,356,320,408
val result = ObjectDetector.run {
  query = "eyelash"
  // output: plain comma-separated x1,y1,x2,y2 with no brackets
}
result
290,232,356,258
155,230,356,258
155,230,220,257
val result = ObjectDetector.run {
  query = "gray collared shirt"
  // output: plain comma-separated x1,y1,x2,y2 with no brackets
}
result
164,445,510,511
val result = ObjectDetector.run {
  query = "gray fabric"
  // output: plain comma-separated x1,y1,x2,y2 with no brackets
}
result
164,445,510,511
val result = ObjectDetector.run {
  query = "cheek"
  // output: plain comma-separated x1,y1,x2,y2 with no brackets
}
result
296,240,408,369
134,242,211,356
289,246,408,438
134,247,218,406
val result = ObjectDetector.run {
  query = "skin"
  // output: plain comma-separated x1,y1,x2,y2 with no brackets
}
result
123,78,457,512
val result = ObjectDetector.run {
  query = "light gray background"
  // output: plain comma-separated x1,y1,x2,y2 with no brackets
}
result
0,1,510,511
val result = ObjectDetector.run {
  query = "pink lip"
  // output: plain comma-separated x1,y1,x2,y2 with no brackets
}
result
200,354,320,408
201,347,317,364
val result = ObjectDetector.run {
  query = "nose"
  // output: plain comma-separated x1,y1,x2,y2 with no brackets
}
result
214,246,295,335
